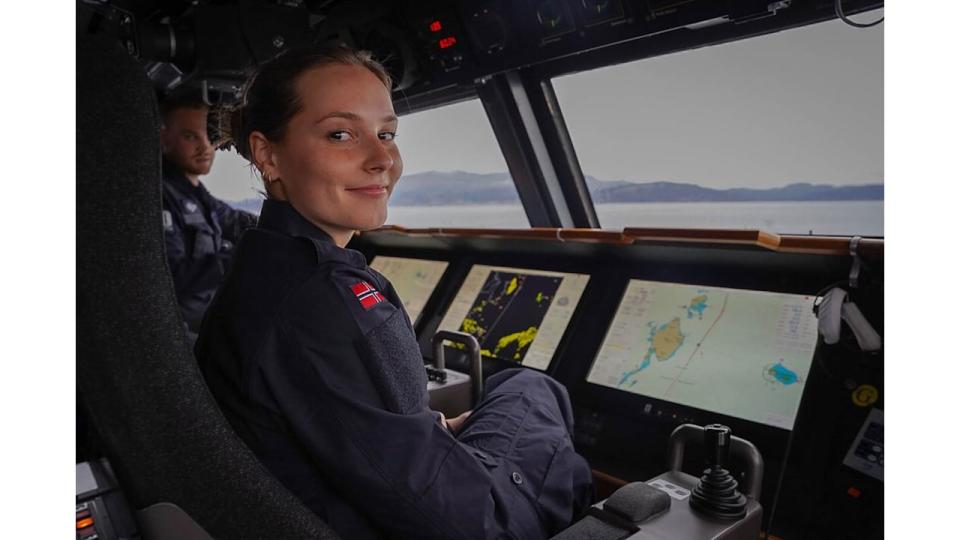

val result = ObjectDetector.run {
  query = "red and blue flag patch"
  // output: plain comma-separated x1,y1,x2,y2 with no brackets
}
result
351,281,385,310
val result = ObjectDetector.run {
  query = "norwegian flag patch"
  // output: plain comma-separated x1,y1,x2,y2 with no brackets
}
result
351,281,386,310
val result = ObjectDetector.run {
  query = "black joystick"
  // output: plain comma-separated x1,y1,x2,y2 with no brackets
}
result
689,424,748,520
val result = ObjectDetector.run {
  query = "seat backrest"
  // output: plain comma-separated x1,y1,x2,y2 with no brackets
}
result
76,33,337,539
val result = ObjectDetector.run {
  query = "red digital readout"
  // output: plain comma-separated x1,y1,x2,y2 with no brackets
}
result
439,36,457,49
429,20,442,32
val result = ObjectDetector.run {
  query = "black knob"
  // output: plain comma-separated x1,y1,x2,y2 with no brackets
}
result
704,424,731,470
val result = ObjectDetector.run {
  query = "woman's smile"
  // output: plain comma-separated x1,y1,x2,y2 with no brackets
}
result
346,184,388,197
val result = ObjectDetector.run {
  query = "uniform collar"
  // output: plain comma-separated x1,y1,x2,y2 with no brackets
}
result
258,200,367,268
258,199,334,242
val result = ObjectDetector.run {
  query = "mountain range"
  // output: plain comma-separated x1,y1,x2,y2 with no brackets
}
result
228,170,882,209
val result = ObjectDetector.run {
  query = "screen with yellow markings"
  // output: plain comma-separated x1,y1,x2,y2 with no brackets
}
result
437,265,589,370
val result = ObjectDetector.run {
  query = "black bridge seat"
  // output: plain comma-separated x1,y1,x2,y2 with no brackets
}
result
77,33,337,539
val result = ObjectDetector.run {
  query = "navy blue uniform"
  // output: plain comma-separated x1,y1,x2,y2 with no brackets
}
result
195,200,593,539
162,159,257,331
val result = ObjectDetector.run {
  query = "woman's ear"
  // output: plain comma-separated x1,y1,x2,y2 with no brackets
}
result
249,131,288,201
249,131,279,180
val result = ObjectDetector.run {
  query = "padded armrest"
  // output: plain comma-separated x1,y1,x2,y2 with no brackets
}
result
603,481,672,523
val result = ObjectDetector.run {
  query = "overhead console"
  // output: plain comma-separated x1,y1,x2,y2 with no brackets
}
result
392,0,884,108
81,0,884,110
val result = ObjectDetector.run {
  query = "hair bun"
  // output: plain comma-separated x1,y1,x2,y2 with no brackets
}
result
211,106,242,151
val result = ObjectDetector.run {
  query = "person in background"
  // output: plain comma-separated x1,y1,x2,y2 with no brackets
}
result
159,92,258,334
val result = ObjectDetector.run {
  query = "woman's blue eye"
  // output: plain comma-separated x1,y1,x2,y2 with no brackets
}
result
379,131,397,141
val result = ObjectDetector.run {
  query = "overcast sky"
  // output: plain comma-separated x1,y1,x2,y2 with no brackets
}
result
554,14,883,189
204,12,882,200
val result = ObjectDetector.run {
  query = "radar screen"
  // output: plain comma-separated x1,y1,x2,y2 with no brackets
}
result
587,280,819,430
369,256,449,326
437,265,590,370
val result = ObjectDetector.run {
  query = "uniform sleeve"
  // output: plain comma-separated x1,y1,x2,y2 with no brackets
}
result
162,210,224,329
210,198,258,244
257,270,543,540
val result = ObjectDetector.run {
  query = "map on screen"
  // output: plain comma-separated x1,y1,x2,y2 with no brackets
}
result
438,265,590,371
369,256,449,325
587,279,819,430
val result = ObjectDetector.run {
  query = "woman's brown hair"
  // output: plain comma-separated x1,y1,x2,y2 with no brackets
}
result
222,44,392,168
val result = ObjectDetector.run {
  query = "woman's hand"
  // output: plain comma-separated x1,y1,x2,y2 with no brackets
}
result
444,410,472,435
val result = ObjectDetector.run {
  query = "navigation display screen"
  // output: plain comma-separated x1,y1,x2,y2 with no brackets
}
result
369,256,449,326
587,279,818,430
438,265,590,370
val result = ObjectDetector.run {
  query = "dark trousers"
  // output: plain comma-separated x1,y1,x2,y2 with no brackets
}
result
456,368,594,536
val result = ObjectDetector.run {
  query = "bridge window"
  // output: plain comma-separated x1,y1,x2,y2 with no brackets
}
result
388,99,528,228
202,148,264,214
552,17,883,236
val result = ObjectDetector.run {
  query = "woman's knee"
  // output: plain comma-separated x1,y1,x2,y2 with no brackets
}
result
483,369,575,430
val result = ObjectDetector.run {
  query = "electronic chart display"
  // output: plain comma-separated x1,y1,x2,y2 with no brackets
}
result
437,265,590,371
586,279,819,430
369,256,449,326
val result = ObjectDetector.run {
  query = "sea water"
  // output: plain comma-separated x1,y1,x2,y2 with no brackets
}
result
385,200,883,237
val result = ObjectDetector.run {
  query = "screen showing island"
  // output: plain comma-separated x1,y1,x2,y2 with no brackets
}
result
586,279,819,430
437,265,590,371
369,256,449,326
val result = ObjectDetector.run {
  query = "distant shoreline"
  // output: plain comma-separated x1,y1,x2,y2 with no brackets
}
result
386,171,882,206
386,199,884,208
226,172,882,210
230,198,884,209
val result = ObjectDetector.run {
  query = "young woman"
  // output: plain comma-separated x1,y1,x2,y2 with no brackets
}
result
195,45,593,539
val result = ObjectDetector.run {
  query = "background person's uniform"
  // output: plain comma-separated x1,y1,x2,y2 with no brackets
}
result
162,159,257,332
195,200,593,539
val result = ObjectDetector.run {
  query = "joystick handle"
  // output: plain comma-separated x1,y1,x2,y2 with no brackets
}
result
704,424,731,471
688,424,747,520
667,424,764,500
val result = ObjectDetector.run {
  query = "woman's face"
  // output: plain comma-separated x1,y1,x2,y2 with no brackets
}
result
265,63,401,240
